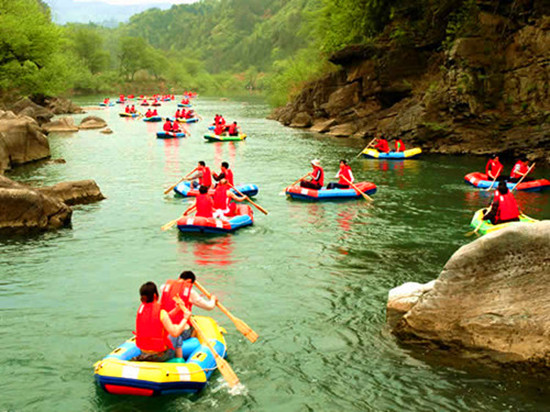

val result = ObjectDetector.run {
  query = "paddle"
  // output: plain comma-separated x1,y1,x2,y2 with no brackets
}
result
174,296,240,388
512,162,535,192
194,281,258,343
228,183,268,215
161,204,195,231
279,173,310,195
355,138,376,158
341,176,373,202
164,167,198,195
483,175,498,192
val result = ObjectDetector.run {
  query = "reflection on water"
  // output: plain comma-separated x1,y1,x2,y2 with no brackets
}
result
177,235,236,267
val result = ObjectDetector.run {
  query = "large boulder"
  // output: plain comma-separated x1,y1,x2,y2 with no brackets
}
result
37,180,106,206
79,116,107,130
42,117,79,133
10,97,54,125
42,97,84,115
390,221,550,368
0,176,71,233
0,176,105,233
289,112,313,128
0,116,50,173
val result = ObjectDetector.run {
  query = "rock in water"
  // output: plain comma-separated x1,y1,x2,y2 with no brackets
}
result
37,180,106,206
42,117,79,133
79,116,107,130
0,116,50,173
389,221,550,368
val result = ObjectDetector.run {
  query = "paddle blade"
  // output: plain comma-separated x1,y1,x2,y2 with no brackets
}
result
161,219,178,231
233,317,259,343
215,355,240,388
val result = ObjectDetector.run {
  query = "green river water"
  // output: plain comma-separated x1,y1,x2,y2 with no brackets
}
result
1,96,549,411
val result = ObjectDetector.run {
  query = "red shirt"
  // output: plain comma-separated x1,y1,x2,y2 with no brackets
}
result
213,184,230,210
486,159,503,179
510,161,528,179
337,165,353,185
374,139,389,153
195,193,213,218
214,124,224,135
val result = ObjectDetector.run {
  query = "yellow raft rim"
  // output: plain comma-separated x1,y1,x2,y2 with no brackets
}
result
94,316,227,396
362,147,422,159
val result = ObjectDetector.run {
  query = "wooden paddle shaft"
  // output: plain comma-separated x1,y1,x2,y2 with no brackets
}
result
342,176,372,201
229,183,268,215
512,162,535,192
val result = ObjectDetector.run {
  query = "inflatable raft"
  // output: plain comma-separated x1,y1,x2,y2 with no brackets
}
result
470,208,538,236
152,102,161,107
94,316,227,396
119,112,140,118
204,134,246,142
177,204,253,234
143,116,162,122
174,181,259,198
178,103,192,108
362,148,422,159
157,131,187,139
286,182,377,201
177,117,199,123
464,172,550,192
99,102,114,107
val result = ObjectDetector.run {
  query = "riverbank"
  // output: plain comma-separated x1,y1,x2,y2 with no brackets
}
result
270,4,549,164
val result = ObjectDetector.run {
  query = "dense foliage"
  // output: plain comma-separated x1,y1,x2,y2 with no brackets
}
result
0,0,481,104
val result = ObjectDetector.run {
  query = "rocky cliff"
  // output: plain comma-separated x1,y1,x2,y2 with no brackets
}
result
388,221,550,370
271,1,549,163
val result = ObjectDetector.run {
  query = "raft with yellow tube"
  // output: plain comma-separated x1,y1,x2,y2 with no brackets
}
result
94,316,227,396
362,147,422,159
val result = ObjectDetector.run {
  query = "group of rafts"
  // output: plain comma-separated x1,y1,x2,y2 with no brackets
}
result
108,93,248,142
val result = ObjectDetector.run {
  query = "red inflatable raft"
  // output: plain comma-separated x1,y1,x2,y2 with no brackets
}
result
464,172,550,192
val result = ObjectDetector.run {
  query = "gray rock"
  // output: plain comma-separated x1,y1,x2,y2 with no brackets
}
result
79,116,107,130
42,117,79,133
310,118,337,133
290,112,312,128
37,179,106,206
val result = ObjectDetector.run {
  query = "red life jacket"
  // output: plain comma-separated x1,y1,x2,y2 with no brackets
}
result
223,168,234,186
214,124,224,135
159,279,193,324
337,165,353,185
175,110,181,118
395,140,405,152
199,167,212,187
486,159,502,179
134,301,173,352
311,166,324,186
375,139,389,153
125,106,130,113
163,121,172,132
146,110,152,117
171,123,180,132
510,161,528,179
195,193,213,218
494,191,520,222
213,184,230,210
152,109,158,116
185,111,193,119
131,106,136,113
228,124,237,135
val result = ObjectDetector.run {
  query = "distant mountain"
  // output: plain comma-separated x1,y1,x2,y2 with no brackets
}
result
44,0,193,25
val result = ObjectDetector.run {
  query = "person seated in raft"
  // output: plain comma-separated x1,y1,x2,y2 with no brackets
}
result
212,178,247,219
103,98,109,104
213,123,226,136
159,271,217,358
394,138,405,152
373,135,390,153
125,105,130,114
119,95,125,101
213,114,220,125
175,109,181,119
181,97,190,105
145,109,153,118
192,185,214,218
486,154,505,181
300,159,324,190
152,109,158,116
213,162,234,186
227,122,240,136
187,161,213,189
185,110,194,119
171,121,181,133
482,181,521,225
131,281,191,362
130,105,137,113
509,157,532,183
163,119,173,132
142,99,148,105
327,159,354,189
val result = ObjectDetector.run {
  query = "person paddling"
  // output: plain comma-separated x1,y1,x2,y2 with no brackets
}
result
212,178,246,219
486,154,504,181
186,161,213,189
145,109,153,118
171,121,181,133
227,122,239,136
152,109,158,116
193,185,214,218
300,159,324,190
163,118,173,132
159,271,217,358
482,181,521,225
374,135,390,153
175,109,181,119
125,105,130,114
213,123,225,136
510,157,532,183
327,159,354,189
131,281,191,362
130,105,136,114
213,162,234,186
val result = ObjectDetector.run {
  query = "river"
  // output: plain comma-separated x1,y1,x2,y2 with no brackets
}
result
1,96,549,411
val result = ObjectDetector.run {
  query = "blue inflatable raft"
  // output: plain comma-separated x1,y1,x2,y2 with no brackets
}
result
176,205,254,234
286,182,377,201
174,181,259,198
157,131,187,139
143,116,162,122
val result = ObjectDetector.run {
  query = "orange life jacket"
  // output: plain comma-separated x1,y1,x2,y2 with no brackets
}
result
159,279,192,324
134,301,173,352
